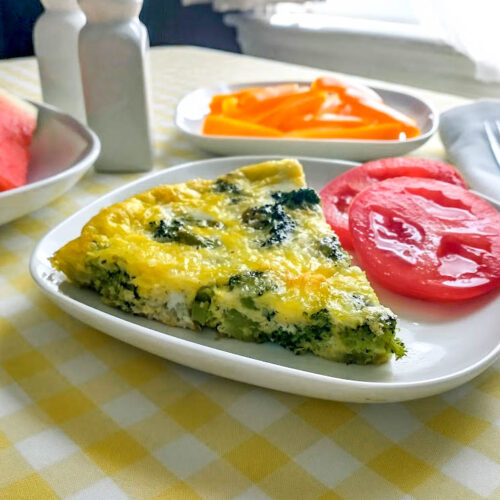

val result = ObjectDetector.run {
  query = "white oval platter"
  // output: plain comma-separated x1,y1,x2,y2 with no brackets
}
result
175,81,438,162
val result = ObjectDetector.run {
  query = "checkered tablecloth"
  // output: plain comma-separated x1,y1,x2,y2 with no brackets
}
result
0,46,499,500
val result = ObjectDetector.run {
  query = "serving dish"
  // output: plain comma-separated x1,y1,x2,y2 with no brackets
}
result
175,81,438,162
0,101,100,226
30,156,500,403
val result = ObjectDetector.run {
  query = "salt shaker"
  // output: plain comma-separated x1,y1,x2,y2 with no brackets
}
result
77,0,154,172
33,0,86,122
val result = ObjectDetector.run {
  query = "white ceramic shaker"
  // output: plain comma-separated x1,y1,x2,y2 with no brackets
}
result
77,0,154,172
33,0,86,122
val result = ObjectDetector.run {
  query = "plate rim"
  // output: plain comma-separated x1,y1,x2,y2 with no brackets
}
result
174,80,439,146
30,155,500,401
0,101,100,201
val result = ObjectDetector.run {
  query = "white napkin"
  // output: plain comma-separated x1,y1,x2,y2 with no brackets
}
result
439,100,500,201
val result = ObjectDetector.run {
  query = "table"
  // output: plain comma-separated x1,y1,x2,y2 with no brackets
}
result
0,46,498,500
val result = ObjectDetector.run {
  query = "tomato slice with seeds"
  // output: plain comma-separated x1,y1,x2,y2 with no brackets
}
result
349,177,500,301
320,157,467,249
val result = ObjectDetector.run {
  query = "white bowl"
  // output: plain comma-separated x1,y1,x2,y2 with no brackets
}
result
30,155,499,403
0,101,100,226
175,81,438,162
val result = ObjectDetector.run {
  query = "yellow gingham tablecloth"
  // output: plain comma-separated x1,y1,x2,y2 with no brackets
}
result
0,46,499,500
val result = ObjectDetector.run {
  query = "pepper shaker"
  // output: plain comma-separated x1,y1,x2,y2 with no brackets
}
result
78,0,154,172
33,0,86,122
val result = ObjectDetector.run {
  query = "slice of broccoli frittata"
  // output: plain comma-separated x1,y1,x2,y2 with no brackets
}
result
51,159,405,364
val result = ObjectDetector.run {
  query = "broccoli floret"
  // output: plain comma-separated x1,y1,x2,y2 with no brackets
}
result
181,215,224,229
241,189,320,246
371,312,406,359
228,271,275,294
213,178,244,199
242,204,295,246
269,309,332,354
263,309,276,321
241,205,274,230
213,178,241,194
191,286,215,326
218,309,265,342
107,269,138,297
240,296,258,310
336,312,402,364
86,262,140,312
150,220,217,248
351,293,372,309
268,327,307,354
271,189,320,209
228,271,276,310
318,235,345,261
390,337,407,360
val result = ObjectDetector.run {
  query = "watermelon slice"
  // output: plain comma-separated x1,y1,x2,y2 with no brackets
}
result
0,88,38,192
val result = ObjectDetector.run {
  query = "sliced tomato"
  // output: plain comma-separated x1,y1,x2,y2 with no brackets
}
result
320,157,467,249
349,177,500,301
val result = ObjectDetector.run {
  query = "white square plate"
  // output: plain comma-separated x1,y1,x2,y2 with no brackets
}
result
30,156,500,403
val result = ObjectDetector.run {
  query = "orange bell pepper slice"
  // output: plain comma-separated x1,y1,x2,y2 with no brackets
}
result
241,90,310,117
203,115,282,137
209,85,308,119
340,96,420,137
256,91,328,130
238,83,306,107
284,123,405,140
312,76,382,103
281,113,365,132
317,93,342,114
209,87,271,113
209,94,229,114
220,96,240,117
